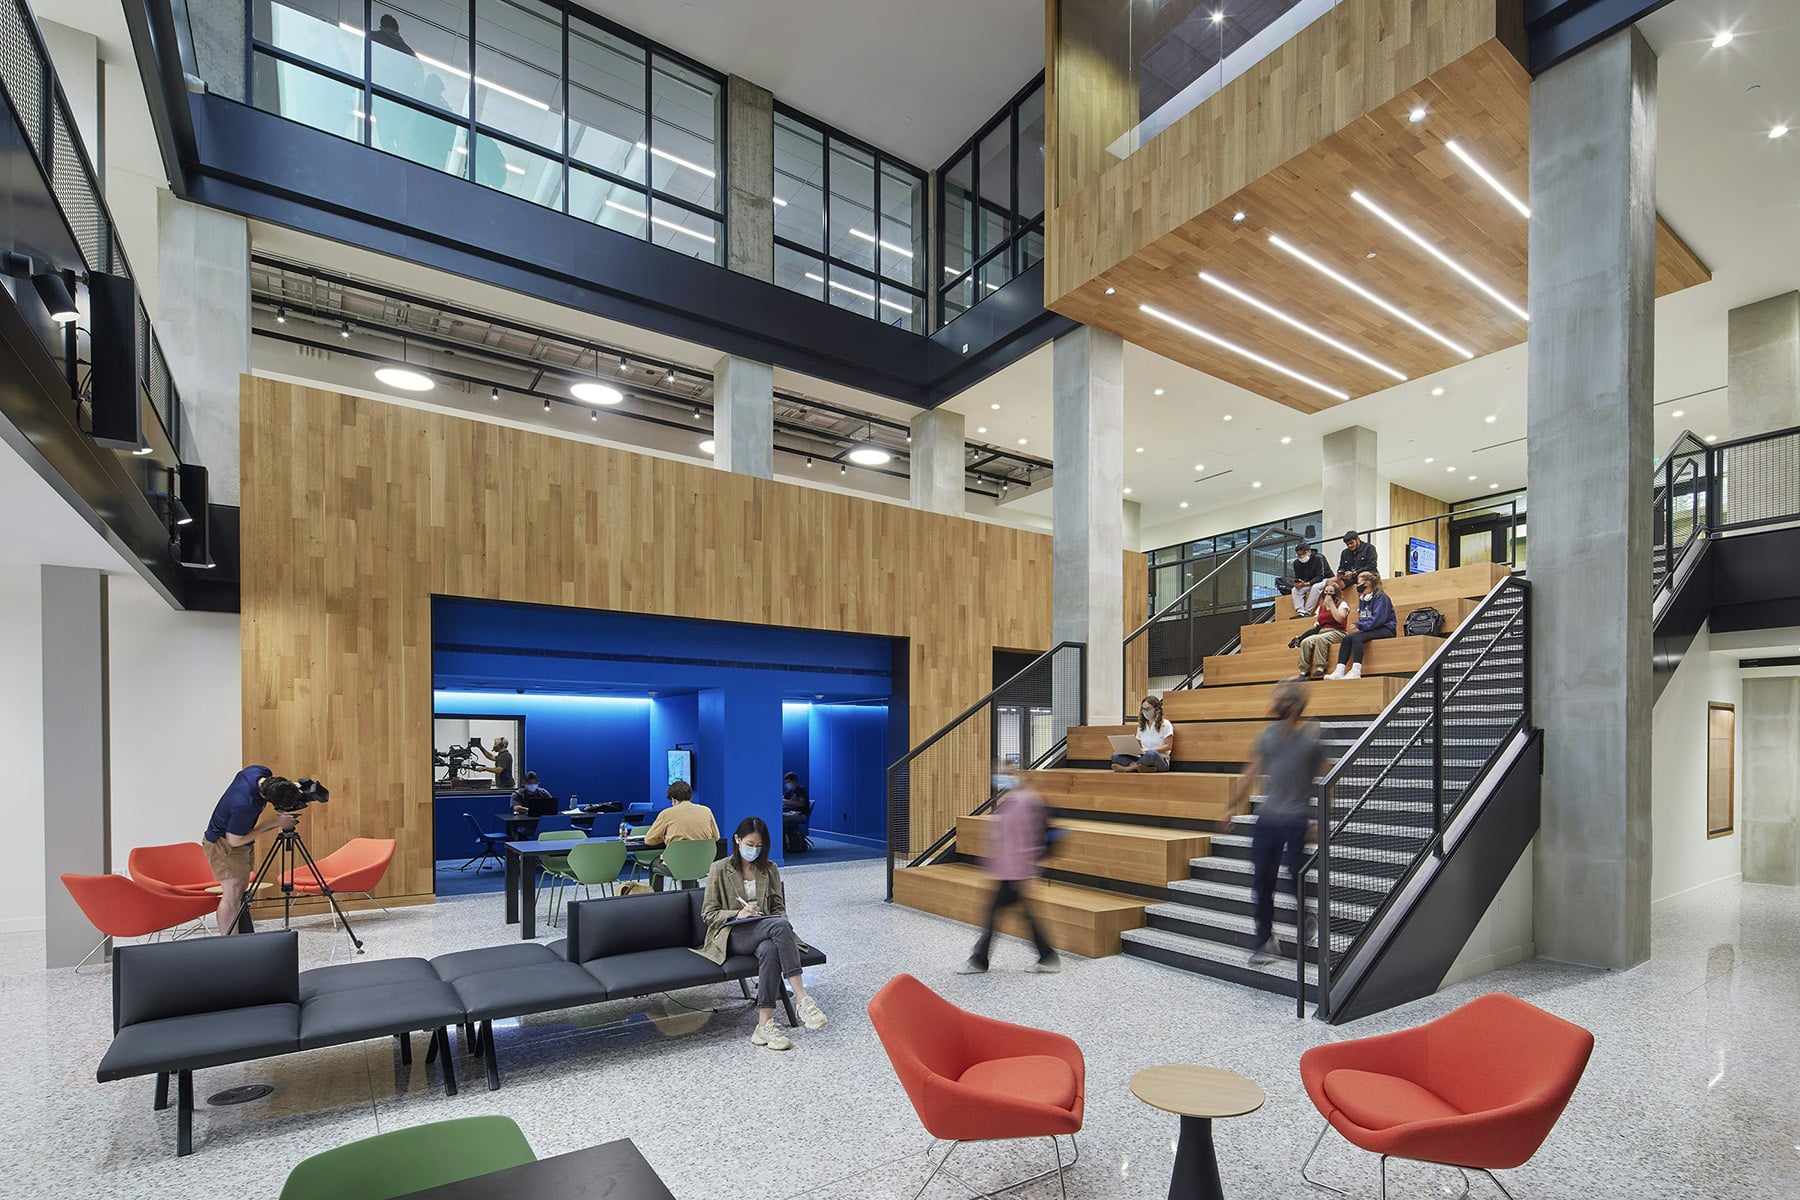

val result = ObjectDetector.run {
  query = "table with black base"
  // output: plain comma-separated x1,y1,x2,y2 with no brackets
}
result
390,1137,675,1199
505,837,647,940
1129,1064,1264,1200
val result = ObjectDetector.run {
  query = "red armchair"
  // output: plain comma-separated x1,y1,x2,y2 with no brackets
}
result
868,973,1084,1199
280,838,396,909
61,873,221,967
1299,992,1594,1199
127,843,218,897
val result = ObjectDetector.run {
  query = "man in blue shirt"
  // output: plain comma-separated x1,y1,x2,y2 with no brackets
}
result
203,766,301,934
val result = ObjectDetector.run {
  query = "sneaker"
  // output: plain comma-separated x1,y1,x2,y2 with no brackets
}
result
955,957,989,975
1345,664,1363,679
1029,956,1063,974
1247,939,1278,967
795,995,829,1030
1302,916,1319,947
751,1019,792,1051
1324,665,1347,680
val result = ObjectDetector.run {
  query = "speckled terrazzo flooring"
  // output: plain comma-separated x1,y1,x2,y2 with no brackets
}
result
9,860,1796,1199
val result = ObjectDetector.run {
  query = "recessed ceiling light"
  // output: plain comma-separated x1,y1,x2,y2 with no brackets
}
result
1194,463,1204,472
1103,287,1116,296
570,381,624,405
1123,487,1132,494
976,425,987,434
1350,191,1529,321
1770,124,1791,139
1706,434,1719,442
374,366,434,392
991,403,1001,410
1446,466,1456,473
1431,387,1445,396
1200,272,1408,382
1154,387,1165,395
1251,481,1263,489
1223,413,1234,420
1671,409,1685,417
699,439,716,454
1712,31,1733,48
1018,438,1028,445
1489,482,1500,490
1424,457,1434,464
1138,304,1351,401
1409,106,1427,123
1231,211,1246,223
1179,501,1189,508
847,446,891,466
1135,446,1145,453
1484,414,1497,423
1270,235,1475,359
1280,436,1292,444
1468,475,1477,481
1210,11,1223,24
1445,140,1531,218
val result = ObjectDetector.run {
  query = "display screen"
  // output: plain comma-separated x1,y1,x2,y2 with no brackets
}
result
667,749,692,786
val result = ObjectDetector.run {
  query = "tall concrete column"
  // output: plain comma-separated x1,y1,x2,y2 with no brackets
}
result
157,194,249,503
908,408,964,515
1740,677,1800,885
1122,499,1142,549
1526,27,1657,970
724,76,774,282
1727,292,1800,438
42,567,109,968
712,354,773,478
1052,325,1125,725
1321,426,1378,564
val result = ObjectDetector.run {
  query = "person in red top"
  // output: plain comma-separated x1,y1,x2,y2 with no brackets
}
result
956,760,1061,975
1293,581,1350,680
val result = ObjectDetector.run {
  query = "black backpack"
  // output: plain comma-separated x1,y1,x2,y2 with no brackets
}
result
1404,607,1445,637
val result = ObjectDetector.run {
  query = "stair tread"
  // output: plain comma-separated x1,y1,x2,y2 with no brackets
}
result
1148,902,1301,937
1122,926,1319,985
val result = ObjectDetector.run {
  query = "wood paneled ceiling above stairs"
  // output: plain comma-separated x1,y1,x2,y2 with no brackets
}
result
1051,41,1711,413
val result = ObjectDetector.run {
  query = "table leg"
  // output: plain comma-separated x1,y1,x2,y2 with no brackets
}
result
1169,1114,1224,1200
520,854,537,940
504,849,519,925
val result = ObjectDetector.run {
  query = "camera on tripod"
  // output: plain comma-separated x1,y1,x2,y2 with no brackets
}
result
268,777,329,814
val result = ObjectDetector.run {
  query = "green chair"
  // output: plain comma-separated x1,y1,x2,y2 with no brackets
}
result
628,824,662,882
551,839,629,926
278,1114,534,1200
536,830,587,921
658,838,716,891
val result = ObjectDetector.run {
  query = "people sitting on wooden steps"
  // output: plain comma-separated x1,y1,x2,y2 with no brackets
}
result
1288,541,1331,618
1291,582,1351,680
1334,530,1379,592
1112,695,1175,772
1326,571,1396,680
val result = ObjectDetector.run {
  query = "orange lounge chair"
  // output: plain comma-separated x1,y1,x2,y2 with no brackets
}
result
61,873,221,967
281,838,396,909
127,842,218,897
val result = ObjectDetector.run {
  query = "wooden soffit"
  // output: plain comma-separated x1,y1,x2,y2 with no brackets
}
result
1045,4,1711,413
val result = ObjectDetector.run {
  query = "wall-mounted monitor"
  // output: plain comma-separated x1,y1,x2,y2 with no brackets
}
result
434,713,524,796
667,749,693,787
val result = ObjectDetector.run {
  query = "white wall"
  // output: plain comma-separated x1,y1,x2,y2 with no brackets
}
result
1649,622,1742,904
1442,842,1535,988
1136,483,1322,553
106,574,243,867
0,571,47,932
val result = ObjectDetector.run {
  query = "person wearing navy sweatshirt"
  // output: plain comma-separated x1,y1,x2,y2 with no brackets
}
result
1326,571,1396,680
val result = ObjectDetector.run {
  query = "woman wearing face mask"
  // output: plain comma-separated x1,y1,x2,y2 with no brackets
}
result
698,816,828,1051
1112,695,1176,772
1326,571,1396,680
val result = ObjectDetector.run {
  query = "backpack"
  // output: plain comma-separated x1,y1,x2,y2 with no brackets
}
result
1404,607,1445,637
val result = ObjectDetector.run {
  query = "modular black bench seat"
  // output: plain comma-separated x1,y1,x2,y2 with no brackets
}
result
96,890,825,1154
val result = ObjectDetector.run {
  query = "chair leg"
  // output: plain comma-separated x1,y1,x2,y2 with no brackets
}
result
397,1032,412,1065
153,1073,169,1111
436,1028,459,1097
425,1029,439,1064
1476,1169,1517,1200
1300,1119,1354,1199
482,1020,501,1091
935,1134,1080,1199
913,1140,961,1200
780,985,800,1028
175,1070,193,1157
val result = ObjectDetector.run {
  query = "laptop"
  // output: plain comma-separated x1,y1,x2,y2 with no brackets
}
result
1107,734,1144,756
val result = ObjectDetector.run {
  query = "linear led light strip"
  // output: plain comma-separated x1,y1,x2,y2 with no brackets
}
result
1198,272,1408,382
848,228,914,259
805,272,912,314
1268,235,1474,359
604,199,716,244
635,141,716,179
1139,304,1350,401
1349,191,1528,322
338,24,550,112
1445,140,1530,218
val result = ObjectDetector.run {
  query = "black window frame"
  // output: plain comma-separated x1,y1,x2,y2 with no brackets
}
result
246,0,728,264
770,101,927,334
937,72,1045,327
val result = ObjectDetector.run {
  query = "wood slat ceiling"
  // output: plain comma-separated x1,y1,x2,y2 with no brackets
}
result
1050,40,1711,413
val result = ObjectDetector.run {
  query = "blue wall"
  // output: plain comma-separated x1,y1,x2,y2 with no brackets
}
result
806,704,889,842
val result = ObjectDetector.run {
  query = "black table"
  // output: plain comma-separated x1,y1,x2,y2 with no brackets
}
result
498,814,542,841
505,836,647,940
563,803,622,831
1129,1065,1264,1199
391,1138,675,1199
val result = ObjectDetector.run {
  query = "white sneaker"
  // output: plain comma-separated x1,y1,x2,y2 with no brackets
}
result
795,995,829,1030
1345,664,1363,679
955,957,988,975
1324,665,1347,680
751,1019,792,1051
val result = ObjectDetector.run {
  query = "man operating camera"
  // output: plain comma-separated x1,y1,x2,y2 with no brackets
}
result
202,766,309,935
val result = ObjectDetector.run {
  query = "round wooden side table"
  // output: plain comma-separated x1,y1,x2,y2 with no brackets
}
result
1129,1064,1265,1200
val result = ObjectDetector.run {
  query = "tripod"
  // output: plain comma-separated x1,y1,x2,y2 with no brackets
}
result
229,828,365,953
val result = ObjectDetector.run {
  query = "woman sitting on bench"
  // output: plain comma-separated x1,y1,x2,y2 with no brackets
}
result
1112,695,1176,772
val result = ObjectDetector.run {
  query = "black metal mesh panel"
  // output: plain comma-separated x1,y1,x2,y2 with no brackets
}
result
1311,580,1529,988
1719,431,1800,529
0,0,45,159
52,96,107,270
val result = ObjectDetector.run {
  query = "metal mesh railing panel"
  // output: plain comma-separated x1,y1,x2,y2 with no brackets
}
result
1652,438,1710,594
0,0,44,159
51,97,107,270
1718,430,1800,529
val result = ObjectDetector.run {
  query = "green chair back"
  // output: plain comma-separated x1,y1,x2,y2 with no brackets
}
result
278,1115,534,1200
565,838,628,886
538,828,586,873
629,824,662,869
659,838,716,884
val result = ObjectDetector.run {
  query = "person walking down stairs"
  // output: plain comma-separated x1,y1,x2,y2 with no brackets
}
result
1228,682,1323,966
1326,571,1396,680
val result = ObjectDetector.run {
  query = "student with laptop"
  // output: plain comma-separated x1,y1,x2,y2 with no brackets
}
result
1111,694,1176,772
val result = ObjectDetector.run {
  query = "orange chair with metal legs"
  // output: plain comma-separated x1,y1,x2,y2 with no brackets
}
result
127,843,218,897
280,838,396,909
60,873,223,967
869,973,1084,1199
1299,993,1595,1199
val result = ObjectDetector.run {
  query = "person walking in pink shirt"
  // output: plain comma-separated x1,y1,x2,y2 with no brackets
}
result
956,761,1061,974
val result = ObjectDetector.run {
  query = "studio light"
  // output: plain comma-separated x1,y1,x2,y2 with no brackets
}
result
32,270,78,323
375,366,435,391
847,446,891,466
570,381,624,405
1138,303,1351,400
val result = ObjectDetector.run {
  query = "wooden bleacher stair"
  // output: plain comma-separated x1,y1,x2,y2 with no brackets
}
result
891,563,1514,994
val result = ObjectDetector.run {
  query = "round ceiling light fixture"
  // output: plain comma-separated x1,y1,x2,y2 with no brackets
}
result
847,446,891,466
374,366,434,392
1711,31,1733,48
570,381,624,405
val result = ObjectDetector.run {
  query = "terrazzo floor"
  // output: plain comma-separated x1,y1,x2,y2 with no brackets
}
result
7,861,1796,1199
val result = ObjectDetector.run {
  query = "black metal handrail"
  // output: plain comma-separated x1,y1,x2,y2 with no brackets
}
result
1653,422,1800,608
885,642,1086,900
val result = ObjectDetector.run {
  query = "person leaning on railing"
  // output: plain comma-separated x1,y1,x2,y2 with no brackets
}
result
1325,572,1395,680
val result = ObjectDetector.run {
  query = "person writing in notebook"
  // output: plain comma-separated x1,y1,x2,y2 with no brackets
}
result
696,817,828,1051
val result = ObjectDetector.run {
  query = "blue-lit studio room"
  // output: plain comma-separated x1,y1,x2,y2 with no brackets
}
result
429,597,906,895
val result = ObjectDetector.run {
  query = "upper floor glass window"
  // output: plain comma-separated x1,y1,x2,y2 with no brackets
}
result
940,74,1045,325
250,0,723,265
772,108,925,333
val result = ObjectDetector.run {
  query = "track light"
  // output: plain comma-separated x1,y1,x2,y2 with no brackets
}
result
692,406,702,419
32,270,78,324
665,370,676,383
591,408,597,421
840,463,846,475
339,321,352,339
619,358,629,372
543,397,551,412
275,307,287,324
491,387,500,402
805,456,813,468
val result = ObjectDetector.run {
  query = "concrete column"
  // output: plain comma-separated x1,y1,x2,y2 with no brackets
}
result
1122,499,1142,549
1052,325,1125,725
1741,677,1800,885
189,0,247,102
1726,292,1800,438
724,76,774,282
908,408,964,515
157,194,249,503
1321,426,1379,564
1526,27,1657,970
41,567,109,968
712,353,773,478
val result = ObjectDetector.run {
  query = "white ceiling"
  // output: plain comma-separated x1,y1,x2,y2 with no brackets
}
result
0,436,132,572
949,0,1796,534
569,0,1045,166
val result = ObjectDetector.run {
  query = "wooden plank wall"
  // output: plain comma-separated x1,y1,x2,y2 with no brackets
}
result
1388,483,1452,577
241,380,1147,901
